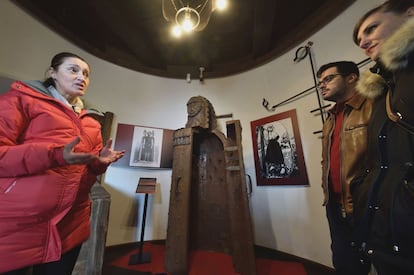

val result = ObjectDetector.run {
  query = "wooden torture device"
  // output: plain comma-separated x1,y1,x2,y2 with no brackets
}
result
165,96,256,275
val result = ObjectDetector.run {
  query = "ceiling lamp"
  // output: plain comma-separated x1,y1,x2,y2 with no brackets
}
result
162,0,228,37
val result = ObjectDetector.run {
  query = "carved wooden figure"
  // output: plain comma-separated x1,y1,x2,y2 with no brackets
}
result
165,96,256,275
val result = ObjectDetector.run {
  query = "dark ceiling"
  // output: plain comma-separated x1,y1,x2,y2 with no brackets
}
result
12,0,356,79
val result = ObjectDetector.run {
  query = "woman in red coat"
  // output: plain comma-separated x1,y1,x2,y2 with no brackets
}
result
0,52,124,274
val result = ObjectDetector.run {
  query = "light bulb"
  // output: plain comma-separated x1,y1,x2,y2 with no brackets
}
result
172,25,182,37
182,16,194,32
215,0,228,11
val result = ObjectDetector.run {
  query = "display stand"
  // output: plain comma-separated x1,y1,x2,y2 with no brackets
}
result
128,177,157,265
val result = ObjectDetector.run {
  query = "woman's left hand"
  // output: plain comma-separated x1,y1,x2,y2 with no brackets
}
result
98,138,125,164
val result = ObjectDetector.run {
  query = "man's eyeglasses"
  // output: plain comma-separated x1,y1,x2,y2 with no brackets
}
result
317,74,343,87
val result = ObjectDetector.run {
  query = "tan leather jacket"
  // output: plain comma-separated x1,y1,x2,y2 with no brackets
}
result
321,92,374,216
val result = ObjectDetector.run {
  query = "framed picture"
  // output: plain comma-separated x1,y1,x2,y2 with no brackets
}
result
250,109,309,186
129,126,164,167
113,123,174,169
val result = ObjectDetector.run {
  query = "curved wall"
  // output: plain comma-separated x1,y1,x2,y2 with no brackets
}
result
0,0,382,267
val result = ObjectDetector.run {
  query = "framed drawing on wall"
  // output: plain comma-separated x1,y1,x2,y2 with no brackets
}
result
250,109,309,186
129,126,164,167
113,123,174,169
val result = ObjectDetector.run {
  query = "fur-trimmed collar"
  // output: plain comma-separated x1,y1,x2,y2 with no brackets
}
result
356,17,414,99
356,68,387,99
381,16,414,70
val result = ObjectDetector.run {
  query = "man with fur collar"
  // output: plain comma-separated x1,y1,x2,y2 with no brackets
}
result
352,1,414,274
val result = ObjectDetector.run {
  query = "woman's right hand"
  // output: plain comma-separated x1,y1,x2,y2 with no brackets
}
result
63,137,99,164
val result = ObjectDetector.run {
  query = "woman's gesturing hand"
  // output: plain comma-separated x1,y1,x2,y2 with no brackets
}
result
63,136,98,164
98,138,125,164
63,137,125,165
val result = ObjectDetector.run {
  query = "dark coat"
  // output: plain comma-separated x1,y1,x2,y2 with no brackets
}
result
351,17,414,269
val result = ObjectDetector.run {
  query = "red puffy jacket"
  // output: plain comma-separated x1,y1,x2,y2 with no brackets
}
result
0,81,107,272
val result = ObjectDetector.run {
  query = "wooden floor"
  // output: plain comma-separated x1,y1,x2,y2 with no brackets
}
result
102,241,335,275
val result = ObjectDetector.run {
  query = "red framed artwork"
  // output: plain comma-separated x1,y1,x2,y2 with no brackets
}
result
250,109,309,186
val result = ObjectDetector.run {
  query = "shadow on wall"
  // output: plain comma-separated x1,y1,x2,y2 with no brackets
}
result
102,180,146,243
0,75,15,94
252,189,278,249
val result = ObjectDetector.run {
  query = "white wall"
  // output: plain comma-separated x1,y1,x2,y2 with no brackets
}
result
0,0,382,267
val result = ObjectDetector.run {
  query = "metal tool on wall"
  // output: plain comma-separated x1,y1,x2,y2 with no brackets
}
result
262,41,371,134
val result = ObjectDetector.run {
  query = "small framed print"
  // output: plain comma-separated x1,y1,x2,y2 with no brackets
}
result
113,123,173,169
